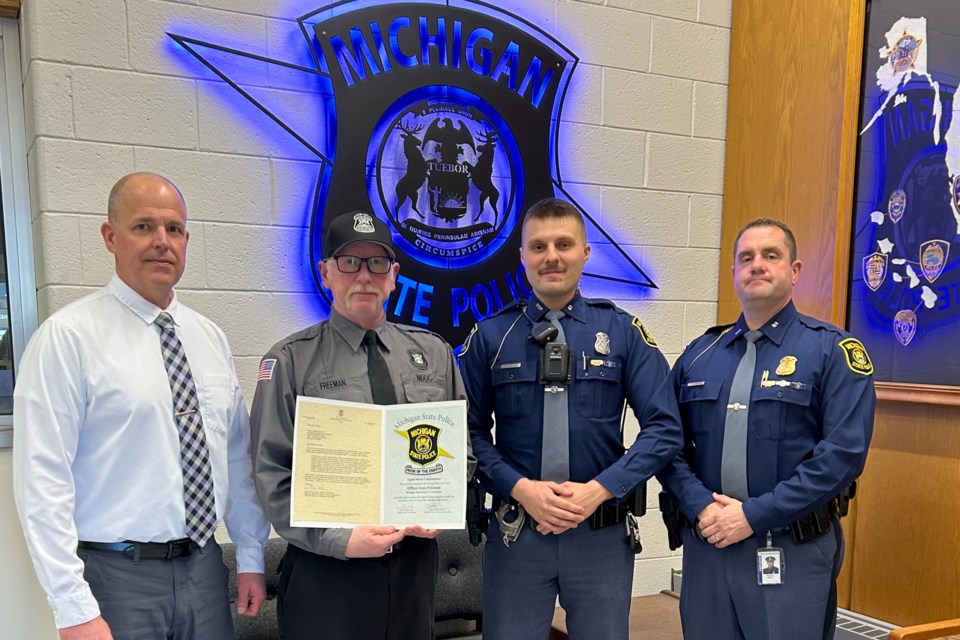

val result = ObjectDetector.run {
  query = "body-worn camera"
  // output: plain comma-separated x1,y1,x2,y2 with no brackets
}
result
530,321,572,384
540,343,573,384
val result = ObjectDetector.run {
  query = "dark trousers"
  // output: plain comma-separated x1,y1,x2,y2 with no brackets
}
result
482,519,633,640
278,537,438,640
679,517,844,640
78,540,233,640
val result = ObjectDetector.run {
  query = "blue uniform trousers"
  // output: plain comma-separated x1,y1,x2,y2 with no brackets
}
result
679,518,843,640
482,518,633,640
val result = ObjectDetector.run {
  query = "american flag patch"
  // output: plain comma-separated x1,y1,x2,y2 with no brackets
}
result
258,359,277,381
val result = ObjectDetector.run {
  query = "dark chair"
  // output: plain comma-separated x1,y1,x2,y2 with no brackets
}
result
222,530,485,639
434,529,484,639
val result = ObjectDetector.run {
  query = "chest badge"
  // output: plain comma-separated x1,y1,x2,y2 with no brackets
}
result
775,356,797,376
595,332,611,355
408,349,428,370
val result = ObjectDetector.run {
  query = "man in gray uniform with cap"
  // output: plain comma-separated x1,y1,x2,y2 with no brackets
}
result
250,210,474,640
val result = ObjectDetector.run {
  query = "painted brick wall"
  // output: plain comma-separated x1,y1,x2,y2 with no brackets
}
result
13,1,731,630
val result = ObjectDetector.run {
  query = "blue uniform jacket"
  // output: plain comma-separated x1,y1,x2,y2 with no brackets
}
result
460,294,683,502
658,301,876,535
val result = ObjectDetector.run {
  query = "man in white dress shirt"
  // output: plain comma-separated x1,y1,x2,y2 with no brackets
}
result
13,173,270,640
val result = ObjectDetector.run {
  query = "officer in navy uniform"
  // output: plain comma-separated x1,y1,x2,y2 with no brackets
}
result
658,218,876,640
460,198,683,640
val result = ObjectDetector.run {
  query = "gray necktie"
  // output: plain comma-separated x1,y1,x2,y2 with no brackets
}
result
540,310,569,482
720,330,762,501
156,312,217,546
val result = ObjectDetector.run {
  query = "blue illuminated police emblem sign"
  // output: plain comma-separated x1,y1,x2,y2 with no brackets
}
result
170,1,655,347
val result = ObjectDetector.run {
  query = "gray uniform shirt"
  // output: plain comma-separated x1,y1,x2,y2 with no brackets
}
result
250,309,474,559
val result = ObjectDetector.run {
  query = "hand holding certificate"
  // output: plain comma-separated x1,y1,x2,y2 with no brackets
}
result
290,397,467,529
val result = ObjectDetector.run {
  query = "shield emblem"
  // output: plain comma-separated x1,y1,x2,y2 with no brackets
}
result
406,424,440,466
888,189,906,223
862,252,887,291
953,175,960,213
890,32,921,73
919,240,949,282
894,309,917,346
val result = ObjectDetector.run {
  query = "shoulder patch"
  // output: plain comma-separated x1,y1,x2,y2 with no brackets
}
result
839,338,873,375
257,358,277,381
631,317,658,348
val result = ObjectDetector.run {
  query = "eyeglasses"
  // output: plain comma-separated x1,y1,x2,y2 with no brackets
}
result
332,255,395,274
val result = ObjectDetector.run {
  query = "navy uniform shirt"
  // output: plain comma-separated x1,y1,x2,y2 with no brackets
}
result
658,301,876,535
459,294,683,502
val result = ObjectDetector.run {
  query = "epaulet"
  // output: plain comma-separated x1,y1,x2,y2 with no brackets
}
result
795,314,874,375
796,314,842,333
392,322,449,343
704,322,736,335
581,296,617,308
584,297,660,348
489,298,526,318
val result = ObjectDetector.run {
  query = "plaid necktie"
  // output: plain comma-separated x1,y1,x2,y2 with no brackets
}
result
156,312,217,546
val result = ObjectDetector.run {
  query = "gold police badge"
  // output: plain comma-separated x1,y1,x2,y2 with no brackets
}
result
631,317,658,347
862,252,887,291
775,356,797,376
839,338,873,375
893,309,917,346
920,240,949,283
595,332,610,355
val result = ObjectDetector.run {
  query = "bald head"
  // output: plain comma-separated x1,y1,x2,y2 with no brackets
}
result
108,173,186,224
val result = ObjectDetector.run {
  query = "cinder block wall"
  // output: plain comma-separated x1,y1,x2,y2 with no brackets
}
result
11,1,731,632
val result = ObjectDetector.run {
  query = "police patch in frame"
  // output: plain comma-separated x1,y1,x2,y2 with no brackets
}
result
631,317,658,348
839,339,874,376
407,424,440,466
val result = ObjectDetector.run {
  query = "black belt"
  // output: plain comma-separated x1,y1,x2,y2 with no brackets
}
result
490,496,633,530
78,538,198,560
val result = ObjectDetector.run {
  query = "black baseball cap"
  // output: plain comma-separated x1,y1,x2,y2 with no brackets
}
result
322,211,397,260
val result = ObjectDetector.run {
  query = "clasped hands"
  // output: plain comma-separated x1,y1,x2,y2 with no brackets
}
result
510,478,613,535
696,492,754,548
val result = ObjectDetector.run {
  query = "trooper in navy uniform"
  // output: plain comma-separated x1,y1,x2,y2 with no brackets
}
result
460,198,683,640
658,218,876,640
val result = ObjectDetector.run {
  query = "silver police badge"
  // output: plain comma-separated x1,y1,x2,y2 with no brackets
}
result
595,332,611,355
408,349,428,370
862,252,887,291
920,239,949,283
888,189,906,223
352,211,376,233
893,309,917,346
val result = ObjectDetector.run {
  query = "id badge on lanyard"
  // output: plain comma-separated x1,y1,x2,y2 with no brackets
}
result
757,531,784,585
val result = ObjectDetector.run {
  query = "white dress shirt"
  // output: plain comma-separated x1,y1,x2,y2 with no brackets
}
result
13,275,270,628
